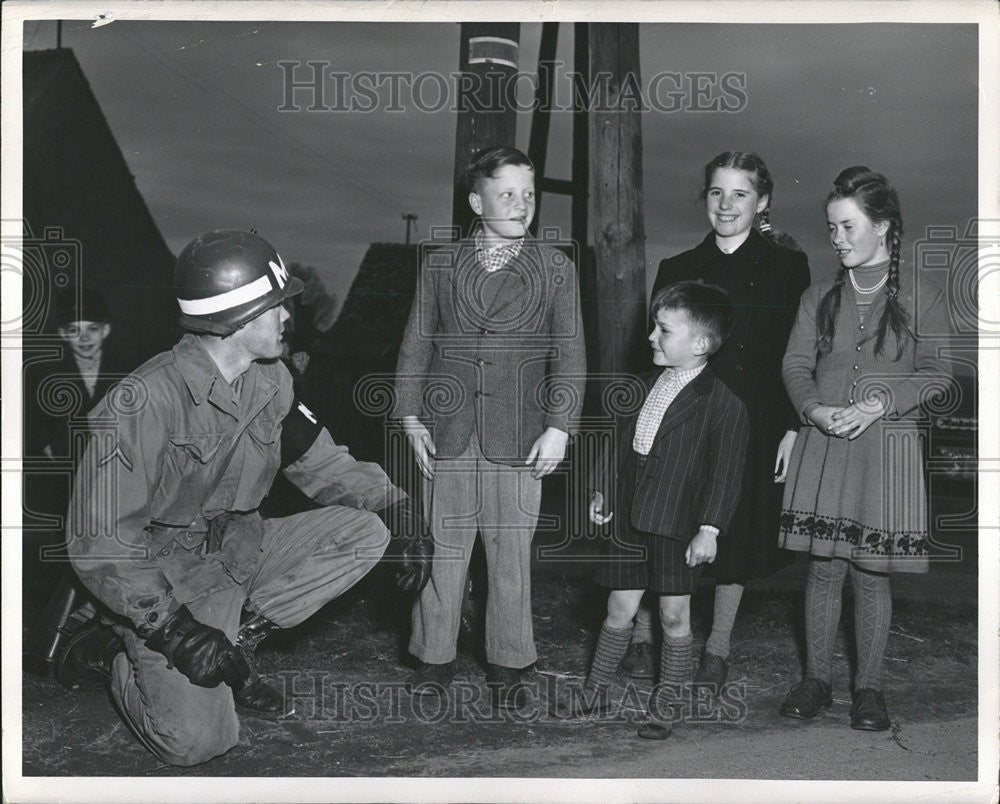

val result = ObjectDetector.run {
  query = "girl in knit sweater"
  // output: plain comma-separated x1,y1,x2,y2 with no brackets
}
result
777,167,952,730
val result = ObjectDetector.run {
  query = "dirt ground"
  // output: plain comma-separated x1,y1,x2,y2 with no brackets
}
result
19,524,979,784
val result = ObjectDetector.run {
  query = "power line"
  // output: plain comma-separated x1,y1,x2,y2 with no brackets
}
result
107,23,404,214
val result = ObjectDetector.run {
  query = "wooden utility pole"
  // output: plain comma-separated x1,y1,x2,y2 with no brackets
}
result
402,213,418,245
452,23,520,238
589,23,646,377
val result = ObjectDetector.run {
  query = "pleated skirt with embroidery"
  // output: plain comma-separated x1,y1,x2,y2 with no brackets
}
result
778,418,929,573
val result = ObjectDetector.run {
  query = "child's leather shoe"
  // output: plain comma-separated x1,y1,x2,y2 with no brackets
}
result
850,688,890,731
406,661,455,696
779,677,832,719
620,642,655,679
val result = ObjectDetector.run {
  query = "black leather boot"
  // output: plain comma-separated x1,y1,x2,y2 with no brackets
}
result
233,613,294,720
26,575,98,676
53,620,124,689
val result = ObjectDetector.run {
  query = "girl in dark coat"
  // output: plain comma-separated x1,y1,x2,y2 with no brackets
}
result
777,167,951,730
621,152,810,691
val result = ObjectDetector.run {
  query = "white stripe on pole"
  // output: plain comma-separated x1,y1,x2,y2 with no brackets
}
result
177,275,273,315
468,36,518,46
468,36,519,70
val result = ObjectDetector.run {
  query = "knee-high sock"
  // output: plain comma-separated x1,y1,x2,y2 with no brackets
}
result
704,583,744,659
849,565,892,690
659,631,693,686
804,558,848,683
631,604,654,645
652,632,693,719
586,623,632,689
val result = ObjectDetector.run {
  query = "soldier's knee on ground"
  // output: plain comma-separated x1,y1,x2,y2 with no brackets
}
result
110,650,241,767
150,718,239,767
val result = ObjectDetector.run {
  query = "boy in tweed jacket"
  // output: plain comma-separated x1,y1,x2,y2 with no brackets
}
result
393,146,586,711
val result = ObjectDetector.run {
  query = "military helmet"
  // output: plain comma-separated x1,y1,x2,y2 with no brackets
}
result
174,230,303,335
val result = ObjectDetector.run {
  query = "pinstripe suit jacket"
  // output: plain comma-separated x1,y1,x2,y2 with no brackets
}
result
596,366,750,543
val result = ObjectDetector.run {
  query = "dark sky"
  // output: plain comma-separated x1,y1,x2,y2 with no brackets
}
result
24,20,978,303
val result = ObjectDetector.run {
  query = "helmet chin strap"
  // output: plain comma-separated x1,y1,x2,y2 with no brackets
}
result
198,327,259,384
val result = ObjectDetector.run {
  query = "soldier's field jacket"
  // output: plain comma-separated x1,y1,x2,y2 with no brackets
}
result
67,334,402,634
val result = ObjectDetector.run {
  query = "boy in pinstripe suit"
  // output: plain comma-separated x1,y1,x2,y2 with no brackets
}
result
557,281,748,738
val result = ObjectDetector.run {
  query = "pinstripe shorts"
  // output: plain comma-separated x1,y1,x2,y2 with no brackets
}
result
593,523,702,595
592,453,703,595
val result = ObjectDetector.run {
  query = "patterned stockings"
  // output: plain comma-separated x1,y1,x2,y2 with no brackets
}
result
804,557,892,689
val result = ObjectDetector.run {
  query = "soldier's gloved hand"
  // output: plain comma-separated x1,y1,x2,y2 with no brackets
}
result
145,605,250,688
377,497,434,593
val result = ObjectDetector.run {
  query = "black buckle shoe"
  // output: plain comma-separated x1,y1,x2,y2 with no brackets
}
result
406,661,455,696
620,642,655,680
850,688,890,731
693,652,729,696
234,613,294,720
779,677,833,719
53,621,123,689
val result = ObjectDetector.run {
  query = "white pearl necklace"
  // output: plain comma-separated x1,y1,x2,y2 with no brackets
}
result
849,269,888,294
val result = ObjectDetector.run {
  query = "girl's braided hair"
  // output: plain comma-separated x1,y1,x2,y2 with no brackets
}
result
816,166,912,360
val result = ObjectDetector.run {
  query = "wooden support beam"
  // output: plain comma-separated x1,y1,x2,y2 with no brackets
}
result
589,23,646,378
571,22,589,254
537,177,575,195
528,22,559,236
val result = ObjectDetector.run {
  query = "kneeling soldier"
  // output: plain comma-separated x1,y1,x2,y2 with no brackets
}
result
59,230,431,766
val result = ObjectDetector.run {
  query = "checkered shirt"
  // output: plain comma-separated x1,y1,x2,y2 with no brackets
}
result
474,228,523,273
632,364,707,455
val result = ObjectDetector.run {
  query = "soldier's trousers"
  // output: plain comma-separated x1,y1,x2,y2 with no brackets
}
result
110,506,387,766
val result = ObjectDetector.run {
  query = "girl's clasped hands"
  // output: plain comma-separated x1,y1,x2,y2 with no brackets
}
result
808,398,886,440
